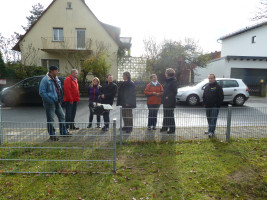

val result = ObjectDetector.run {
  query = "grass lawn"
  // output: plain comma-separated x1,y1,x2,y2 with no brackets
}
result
0,138,266,199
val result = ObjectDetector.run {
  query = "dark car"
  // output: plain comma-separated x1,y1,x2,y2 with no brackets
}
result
0,76,65,106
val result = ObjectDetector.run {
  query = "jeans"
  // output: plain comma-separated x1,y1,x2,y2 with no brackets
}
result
147,104,160,127
65,101,77,129
43,102,67,136
162,108,175,132
206,107,219,134
89,109,100,126
103,110,110,128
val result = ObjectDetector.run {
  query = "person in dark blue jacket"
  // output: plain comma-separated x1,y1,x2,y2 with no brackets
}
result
100,74,117,131
203,74,224,137
160,68,177,134
117,71,136,133
39,66,69,141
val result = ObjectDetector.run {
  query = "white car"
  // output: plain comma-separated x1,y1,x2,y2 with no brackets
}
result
176,78,249,106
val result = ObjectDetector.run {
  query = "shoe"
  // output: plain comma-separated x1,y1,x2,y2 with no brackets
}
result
96,125,101,128
204,131,209,134
66,128,70,133
152,127,157,130
87,124,92,128
147,127,151,131
160,128,167,132
122,127,127,131
126,130,132,134
167,130,175,134
49,136,59,141
208,132,214,138
102,127,109,131
70,126,79,130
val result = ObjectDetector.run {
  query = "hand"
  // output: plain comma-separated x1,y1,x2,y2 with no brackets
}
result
165,97,168,99
126,104,130,107
153,92,156,95
70,102,73,104
101,94,105,99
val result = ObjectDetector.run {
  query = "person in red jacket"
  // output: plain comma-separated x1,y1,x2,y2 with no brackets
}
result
64,69,80,130
144,74,164,130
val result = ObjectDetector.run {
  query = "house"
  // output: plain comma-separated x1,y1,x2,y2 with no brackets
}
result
12,0,131,80
195,21,267,84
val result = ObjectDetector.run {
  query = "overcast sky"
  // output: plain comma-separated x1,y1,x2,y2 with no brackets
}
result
0,0,262,56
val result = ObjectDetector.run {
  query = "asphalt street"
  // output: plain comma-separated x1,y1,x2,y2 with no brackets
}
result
1,97,267,128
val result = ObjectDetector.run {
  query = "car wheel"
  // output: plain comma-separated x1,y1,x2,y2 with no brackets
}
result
186,94,199,106
3,95,17,107
233,94,246,106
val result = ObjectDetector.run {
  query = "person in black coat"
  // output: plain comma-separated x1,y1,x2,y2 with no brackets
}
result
160,68,178,134
203,74,224,137
117,71,136,133
100,74,117,131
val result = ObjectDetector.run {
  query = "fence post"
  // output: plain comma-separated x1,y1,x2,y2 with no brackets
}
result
112,118,117,173
0,105,2,145
226,104,232,142
120,107,122,145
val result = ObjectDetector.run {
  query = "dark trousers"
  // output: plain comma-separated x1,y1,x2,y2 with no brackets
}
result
206,107,219,134
65,101,77,129
162,108,175,132
89,109,100,125
103,111,110,128
147,104,160,127
122,108,133,131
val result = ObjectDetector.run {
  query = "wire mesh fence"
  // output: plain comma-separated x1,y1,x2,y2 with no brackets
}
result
0,121,117,174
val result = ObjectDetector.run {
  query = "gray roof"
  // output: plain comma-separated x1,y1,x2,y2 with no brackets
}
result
218,21,267,41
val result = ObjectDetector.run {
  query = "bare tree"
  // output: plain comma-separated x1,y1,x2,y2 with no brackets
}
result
252,0,267,21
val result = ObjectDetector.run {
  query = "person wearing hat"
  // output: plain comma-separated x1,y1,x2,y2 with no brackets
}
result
39,66,69,141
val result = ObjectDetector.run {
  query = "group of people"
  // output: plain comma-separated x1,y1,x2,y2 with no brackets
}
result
39,65,223,141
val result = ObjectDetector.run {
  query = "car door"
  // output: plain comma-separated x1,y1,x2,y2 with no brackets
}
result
20,77,42,103
221,80,239,102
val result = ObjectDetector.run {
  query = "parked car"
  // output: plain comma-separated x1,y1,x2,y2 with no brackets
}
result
176,78,249,106
0,76,65,106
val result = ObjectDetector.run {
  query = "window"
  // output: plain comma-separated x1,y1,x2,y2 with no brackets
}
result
252,36,256,44
53,28,63,41
222,80,239,88
67,2,72,9
76,29,86,49
41,59,60,71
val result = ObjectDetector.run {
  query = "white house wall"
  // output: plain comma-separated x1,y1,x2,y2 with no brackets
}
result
221,25,267,57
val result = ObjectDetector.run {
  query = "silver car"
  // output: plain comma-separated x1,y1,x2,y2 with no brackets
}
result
176,78,249,106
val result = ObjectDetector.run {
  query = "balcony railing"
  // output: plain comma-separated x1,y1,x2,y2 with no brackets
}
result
41,37,92,53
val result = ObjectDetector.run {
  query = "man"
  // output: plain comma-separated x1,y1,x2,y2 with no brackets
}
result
64,69,80,130
100,74,117,131
117,71,136,133
160,68,177,134
39,66,69,141
203,74,224,137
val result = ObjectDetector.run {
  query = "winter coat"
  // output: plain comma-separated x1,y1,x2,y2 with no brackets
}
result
162,76,177,108
64,75,80,102
39,73,63,104
88,85,101,103
144,82,164,105
100,82,117,105
117,80,136,108
203,81,224,108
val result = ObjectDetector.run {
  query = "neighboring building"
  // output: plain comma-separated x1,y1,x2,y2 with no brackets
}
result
13,0,131,80
195,21,267,84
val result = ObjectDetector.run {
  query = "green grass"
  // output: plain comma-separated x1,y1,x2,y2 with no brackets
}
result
0,138,266,199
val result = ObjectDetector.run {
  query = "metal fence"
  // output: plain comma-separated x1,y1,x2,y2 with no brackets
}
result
1,105,267,173
118,106,267,144
0,121,117,174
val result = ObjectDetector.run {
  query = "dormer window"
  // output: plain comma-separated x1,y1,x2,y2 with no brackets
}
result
252,36,256,44
67,2,72,9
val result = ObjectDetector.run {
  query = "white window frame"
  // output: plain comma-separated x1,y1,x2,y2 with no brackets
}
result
76,28,86,49
41,59,60,72
53,28,64,41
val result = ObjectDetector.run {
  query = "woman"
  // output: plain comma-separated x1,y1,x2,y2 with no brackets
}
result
144,74,163,130
87,77,101,128
161,68,177,134
117,71,136,133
